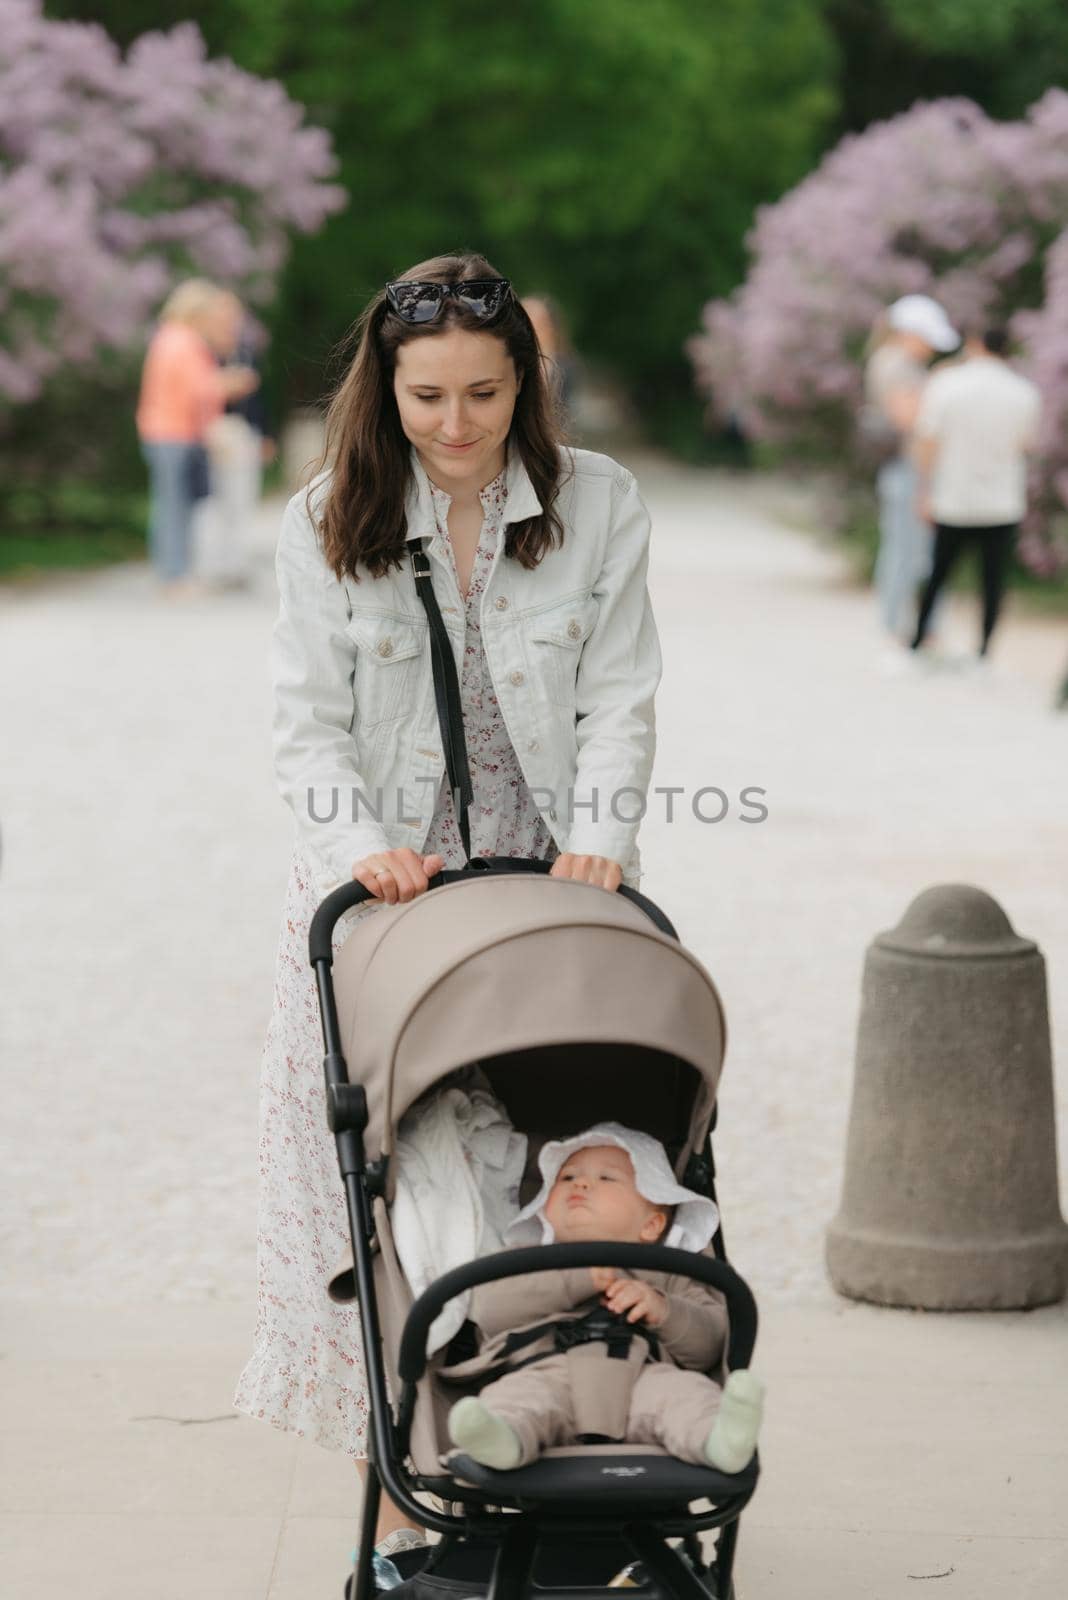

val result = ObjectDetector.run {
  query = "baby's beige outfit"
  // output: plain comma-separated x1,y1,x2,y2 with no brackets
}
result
440,1260,729,1466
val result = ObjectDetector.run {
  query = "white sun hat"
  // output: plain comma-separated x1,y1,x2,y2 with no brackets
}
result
887,294,960,353
506,1121,720,1254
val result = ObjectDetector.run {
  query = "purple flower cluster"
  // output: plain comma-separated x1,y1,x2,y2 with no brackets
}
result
0,1,346,403
688,95,1068,571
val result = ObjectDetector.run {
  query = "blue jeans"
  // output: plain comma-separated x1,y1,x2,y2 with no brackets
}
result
141,441,199,580
874,458,935,638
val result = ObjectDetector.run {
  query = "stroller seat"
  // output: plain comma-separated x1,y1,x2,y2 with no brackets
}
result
447,1441,759,1509
311,866,760,1598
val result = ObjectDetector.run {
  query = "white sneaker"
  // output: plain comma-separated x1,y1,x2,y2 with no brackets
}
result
376,1528,428,1557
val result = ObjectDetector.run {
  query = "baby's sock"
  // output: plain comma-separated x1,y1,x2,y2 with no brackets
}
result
703,1370,765,1474
448,1396,524,1470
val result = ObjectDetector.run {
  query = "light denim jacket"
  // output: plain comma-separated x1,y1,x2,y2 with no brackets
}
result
272,445,661,894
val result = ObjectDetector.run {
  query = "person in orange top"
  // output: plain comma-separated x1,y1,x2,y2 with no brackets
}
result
136,280,258,595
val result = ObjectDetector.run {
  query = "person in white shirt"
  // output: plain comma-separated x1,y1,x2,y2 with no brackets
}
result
910,327,1041,658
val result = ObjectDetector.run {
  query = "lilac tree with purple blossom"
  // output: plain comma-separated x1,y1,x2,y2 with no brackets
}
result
688,94,1068,573
0,0,345,406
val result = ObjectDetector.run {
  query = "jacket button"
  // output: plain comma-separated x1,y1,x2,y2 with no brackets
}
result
495,596,509,611
567,618,582,640
377,638,394,658
510,670,525,686
548,808,558,822
527,739,539,752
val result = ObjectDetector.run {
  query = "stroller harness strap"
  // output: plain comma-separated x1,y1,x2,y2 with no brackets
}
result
411,539,473,861
479,1305,661,1384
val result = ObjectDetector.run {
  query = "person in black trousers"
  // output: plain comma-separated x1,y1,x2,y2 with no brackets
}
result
912,521,1016,658
910,327,1041,660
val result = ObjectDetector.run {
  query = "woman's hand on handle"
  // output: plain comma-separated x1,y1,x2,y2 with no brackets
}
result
549,853,623,892
352,849,445,904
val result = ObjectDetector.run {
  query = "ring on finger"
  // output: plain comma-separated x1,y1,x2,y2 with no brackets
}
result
374,867,393,879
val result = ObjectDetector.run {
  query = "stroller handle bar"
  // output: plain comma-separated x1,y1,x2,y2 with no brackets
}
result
398,1241,758,1383
308,856,678,966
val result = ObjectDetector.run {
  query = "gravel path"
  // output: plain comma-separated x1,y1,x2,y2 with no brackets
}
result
3,456,1066,1312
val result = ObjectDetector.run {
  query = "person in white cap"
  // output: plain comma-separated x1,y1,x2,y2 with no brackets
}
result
441,1123,765,1473
862,295,960,646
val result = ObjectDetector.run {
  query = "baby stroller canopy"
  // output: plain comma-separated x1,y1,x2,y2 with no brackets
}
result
331,874,727,1170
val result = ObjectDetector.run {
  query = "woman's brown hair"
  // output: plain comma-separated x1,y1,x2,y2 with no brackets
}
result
308,252,569,580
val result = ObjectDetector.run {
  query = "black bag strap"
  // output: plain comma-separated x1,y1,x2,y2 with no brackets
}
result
411,539,472,861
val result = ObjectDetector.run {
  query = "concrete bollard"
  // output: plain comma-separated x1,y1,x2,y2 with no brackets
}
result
826,884,1068,1309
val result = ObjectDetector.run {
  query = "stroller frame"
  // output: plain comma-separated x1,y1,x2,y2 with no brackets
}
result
310,859,759,1600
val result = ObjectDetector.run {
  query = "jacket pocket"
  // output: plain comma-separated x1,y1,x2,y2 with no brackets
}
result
346,612,426,731
527,594,599,708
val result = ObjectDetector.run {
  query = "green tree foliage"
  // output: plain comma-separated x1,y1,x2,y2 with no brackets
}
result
892,0,1068,116
890,0,1062,53
824,0,1068,131
48,1,835,439
39,0,1068,455
219,0,836,432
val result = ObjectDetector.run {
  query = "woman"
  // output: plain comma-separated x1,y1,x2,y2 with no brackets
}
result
233,253,661,1561
862,294,959,647
135,280,258,596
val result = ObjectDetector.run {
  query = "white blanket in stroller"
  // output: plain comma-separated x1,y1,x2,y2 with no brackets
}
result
392,1085,527,1355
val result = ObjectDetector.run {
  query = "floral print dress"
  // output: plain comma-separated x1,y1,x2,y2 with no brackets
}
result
234,468,554,1455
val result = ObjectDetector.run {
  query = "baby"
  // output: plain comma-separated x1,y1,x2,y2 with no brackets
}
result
442,1123,764,1473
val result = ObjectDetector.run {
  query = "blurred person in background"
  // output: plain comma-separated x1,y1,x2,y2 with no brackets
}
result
520,293,576,423
861,294,959,653
196,293,277,589
1056,656,1068,710
910,326,1041,665
135,280,259,598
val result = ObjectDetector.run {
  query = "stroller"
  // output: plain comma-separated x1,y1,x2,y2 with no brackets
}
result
310,858,759,1600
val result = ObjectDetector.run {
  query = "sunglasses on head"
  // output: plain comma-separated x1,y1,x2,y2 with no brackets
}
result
384,277,512,325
